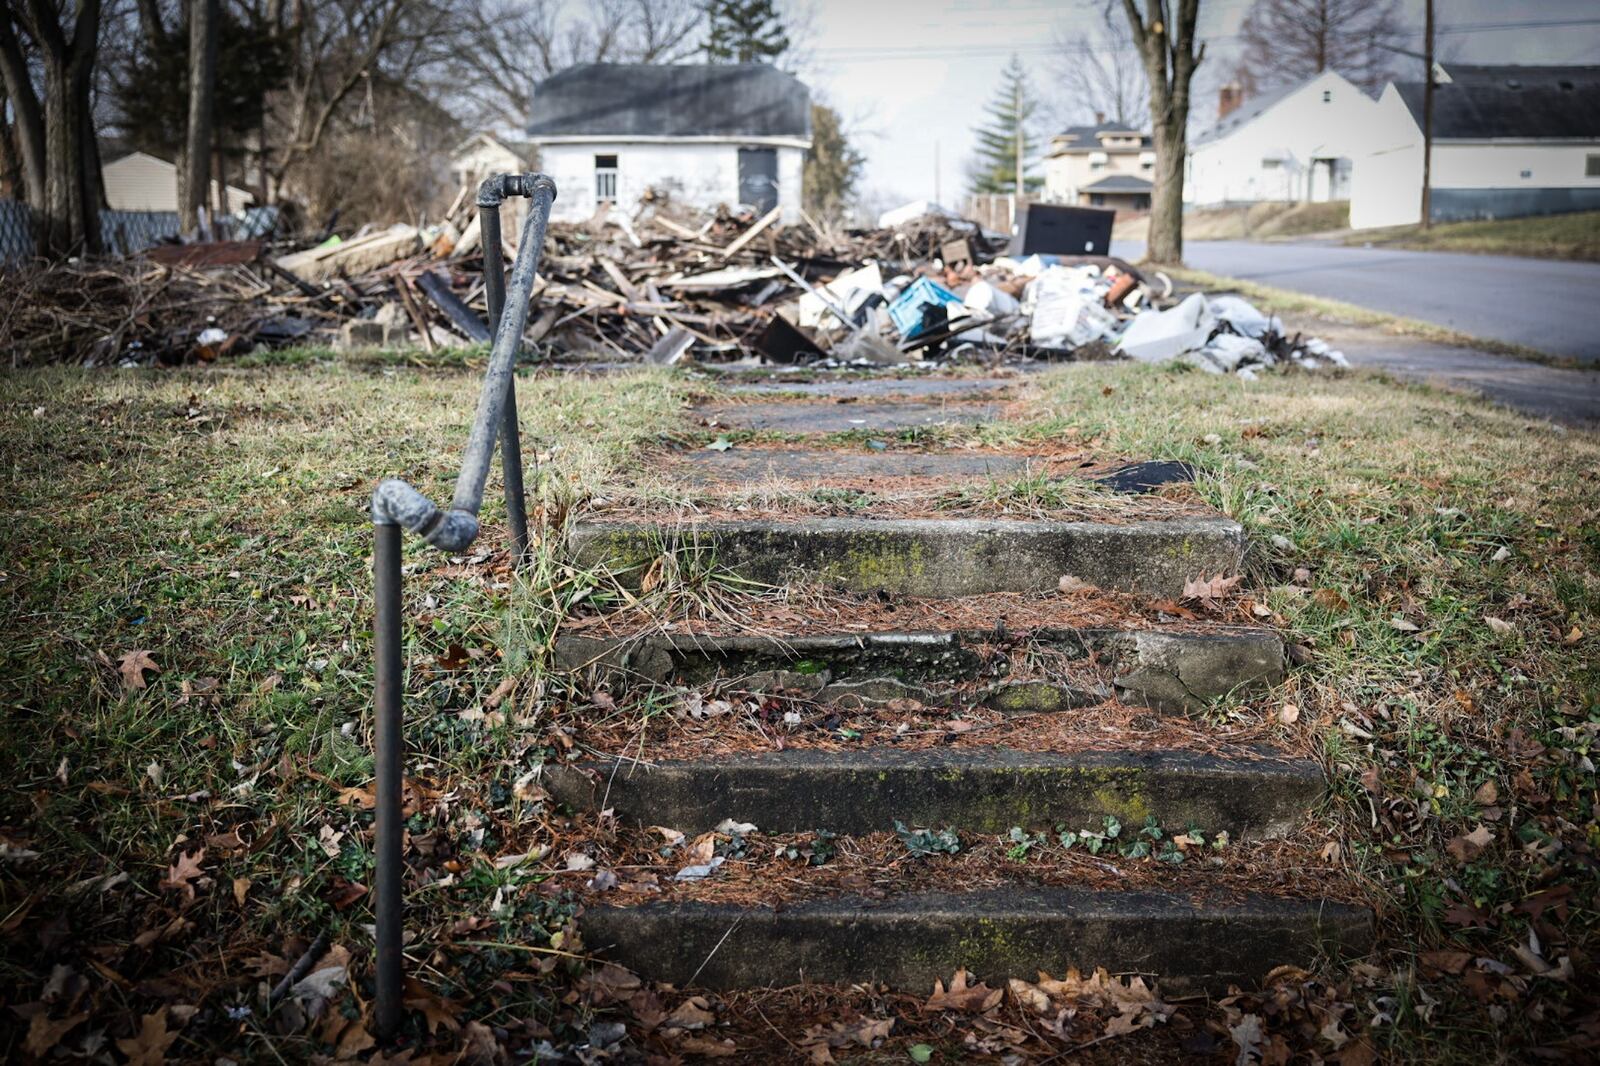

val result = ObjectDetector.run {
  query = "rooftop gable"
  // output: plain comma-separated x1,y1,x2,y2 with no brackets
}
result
527,63,811,141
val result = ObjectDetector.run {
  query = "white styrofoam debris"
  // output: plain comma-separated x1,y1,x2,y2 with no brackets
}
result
1117,292,1215,363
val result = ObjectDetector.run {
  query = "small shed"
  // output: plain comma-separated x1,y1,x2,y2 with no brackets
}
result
449,133,538,194
102,151,255,214
526,63,813,222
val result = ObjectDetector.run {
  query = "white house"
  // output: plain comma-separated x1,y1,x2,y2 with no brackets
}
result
1349,63,1600,229
526,63,812,223
102,151,254,213
1186,70,1380,206
449,133,537,194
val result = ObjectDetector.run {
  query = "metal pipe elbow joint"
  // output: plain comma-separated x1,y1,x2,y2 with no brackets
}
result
477,172,558,208
371,479,480,552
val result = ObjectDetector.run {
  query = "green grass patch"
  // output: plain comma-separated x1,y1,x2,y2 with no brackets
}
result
1345,209,1600,262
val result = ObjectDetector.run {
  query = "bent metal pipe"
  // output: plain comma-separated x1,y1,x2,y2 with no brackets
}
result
368,173,556,1042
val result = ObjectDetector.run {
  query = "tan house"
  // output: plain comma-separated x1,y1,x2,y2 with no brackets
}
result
102,151,255,213
449,133,537,193
1043,120,1155,212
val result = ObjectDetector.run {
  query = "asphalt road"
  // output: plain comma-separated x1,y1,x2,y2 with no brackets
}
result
1109,239,1600,363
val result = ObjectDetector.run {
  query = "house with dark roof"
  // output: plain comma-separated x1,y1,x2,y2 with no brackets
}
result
525,63,812,222
1349,62,1600,228
450,133,537,197
1185,69,1379,206
1043,119,1154,212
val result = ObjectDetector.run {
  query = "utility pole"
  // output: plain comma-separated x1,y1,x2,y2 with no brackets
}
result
1420,0,1434,230
1014,86,1024,202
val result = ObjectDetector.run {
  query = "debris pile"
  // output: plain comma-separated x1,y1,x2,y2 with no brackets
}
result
1,187,1345,379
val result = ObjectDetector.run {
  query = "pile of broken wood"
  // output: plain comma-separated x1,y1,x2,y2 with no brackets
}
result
1,188,1016,369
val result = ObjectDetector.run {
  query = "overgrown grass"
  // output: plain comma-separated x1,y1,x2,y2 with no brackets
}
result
1,354,1596,1060
1345,209,1600,262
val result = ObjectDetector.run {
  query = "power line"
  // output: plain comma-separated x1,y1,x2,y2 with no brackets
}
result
811,16,1600,61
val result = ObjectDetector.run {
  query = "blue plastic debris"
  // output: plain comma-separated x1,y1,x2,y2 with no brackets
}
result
887,276,962,338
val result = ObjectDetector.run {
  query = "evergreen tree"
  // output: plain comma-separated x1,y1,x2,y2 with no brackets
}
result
968,55,1042,195
803,103,864,222
705,0,790,63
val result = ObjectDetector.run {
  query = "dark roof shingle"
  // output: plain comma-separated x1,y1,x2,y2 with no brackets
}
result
1081,174,1153,192
527,63,811,140
1393,72,1600,139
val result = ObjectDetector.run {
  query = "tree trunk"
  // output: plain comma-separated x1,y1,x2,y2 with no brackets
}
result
0,11,46,207
31,0,104,257
1147,123,1186,264
180,0,220,237
1122,0,1203,266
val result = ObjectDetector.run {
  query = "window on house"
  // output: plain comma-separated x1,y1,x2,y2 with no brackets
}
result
1322,90,1332,102
1520,169,1533,179
1261,158,1281,170
594,154,618,203
1586,154,1600,177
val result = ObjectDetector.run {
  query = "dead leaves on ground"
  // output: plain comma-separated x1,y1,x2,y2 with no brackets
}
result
1182,572,1242,611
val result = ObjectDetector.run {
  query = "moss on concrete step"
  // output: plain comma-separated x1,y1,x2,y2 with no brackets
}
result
543,748,1321,837
553,627,1284,713
568,516,1246,599
580,887,1373,995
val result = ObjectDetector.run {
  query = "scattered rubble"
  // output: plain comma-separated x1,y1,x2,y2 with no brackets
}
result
0,184,1346,379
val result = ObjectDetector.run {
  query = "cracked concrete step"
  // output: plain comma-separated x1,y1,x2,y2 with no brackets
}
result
567,516,1246,599
727,376,1025,399
554,627,1284,713
697,400,1000,433
580,887,1373,995
544,748,1323,837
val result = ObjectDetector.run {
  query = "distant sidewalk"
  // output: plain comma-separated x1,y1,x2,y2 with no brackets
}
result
1316,324,1600,427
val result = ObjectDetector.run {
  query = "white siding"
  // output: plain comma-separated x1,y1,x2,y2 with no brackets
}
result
103,152,253,213
450,137,530,191
1186,71,1380,205
1349,84,1600,229
533,140,806,222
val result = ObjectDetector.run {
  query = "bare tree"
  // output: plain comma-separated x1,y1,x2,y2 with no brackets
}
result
1052,6,1147,128
1233,0,1401,97
179,0,218,235
7,0,105,256
1121,0,1202,265
448,0,702,130
0,9,46,207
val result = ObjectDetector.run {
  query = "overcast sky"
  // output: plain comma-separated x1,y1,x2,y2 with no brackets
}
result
795,0,1600,210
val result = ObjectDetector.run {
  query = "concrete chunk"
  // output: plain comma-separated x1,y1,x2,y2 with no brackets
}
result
544,748,1323,838
567,516,1247,599
581,887,1373,994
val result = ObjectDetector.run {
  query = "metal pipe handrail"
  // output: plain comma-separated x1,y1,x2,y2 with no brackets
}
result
369,172,556,1043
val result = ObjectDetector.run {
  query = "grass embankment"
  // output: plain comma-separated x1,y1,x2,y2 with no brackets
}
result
1346,210,1600,262
1114,200,1351,242
0,355,1596,1061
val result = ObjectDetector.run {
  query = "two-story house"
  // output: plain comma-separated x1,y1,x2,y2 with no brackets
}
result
1042,119,1155,212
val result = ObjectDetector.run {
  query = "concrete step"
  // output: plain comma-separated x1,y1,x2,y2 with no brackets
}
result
554,626,1284,713
567,516,1246,599
580,887,1373,995
544,748,1322,837
696,400,999,433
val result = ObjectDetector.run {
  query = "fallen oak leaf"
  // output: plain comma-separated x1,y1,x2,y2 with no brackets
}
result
1447,824,1494,863
117,650,160,691
158,848,206,902
116,1009,177,1066
1180,572,1241,610
25,1011,89,1057
924,968,1002,1012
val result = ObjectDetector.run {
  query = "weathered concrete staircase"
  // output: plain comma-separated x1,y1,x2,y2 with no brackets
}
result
547,375,1371,995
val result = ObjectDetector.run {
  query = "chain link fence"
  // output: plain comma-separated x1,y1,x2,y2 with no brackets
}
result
0,200,185,263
